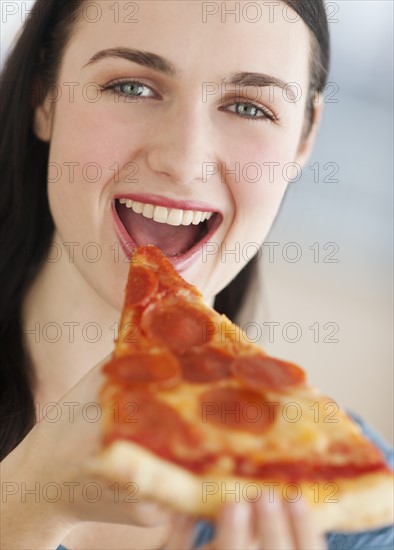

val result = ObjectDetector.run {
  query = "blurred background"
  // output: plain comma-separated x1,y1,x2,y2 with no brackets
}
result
240,0,393,443
1,1,393,442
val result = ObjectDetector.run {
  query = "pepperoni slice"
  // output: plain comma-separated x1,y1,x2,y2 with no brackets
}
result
179,347,233,383
141,301,214,352
105,390,202,452
200,387,276,434
125,265,158,307
231,354,305,390
133,246,201,298
103,351,181,389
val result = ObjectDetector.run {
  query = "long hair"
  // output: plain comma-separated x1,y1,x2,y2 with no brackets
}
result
0,0,330,460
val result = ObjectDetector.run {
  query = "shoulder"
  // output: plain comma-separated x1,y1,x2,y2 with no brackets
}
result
348,410,394,469
326,524,394,550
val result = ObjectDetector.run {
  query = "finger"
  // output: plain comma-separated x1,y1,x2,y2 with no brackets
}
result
214,502,253,550
130,501,174,527
165,513,196,550
255,493,293,550
285,498,327,550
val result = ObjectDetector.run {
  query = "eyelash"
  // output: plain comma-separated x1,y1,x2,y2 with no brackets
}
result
220,102,278,123
101,79,156,99
101,79,279,124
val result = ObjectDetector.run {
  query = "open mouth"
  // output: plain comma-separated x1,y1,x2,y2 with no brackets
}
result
112,196,222,263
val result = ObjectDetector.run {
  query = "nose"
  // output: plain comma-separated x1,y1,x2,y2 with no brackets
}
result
146,99,215,186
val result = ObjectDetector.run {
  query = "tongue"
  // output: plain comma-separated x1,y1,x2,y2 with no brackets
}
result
118,205,201,257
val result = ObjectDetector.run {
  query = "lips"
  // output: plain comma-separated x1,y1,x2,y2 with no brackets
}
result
112,194,222,270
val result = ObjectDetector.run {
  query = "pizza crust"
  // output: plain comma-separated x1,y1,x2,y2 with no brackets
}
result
88,440,394,533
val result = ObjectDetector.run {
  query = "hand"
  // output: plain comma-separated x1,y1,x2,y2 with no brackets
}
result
166,496,326,550
2,355,174,549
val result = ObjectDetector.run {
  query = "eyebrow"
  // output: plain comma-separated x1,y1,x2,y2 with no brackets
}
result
224,72,296,102
84,48,295,101
84,48,178,77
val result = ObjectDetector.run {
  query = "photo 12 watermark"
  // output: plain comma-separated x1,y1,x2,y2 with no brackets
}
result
1,1,141,25
201,2,340,25
201,160,340,184
201,241,340,264
1,480,140,504
201,480,339,505
201,319,340,344
200,397,340,427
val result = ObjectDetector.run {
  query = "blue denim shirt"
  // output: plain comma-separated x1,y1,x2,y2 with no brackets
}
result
57,412,394,550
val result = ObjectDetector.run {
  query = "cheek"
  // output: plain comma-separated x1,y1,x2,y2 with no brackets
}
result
47,96,142,232
195,130,301,298
225,127,301,235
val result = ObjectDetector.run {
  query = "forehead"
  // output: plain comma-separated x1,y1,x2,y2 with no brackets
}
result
67,0,310,86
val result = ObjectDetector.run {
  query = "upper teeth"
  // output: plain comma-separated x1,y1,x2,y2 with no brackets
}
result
118,198,213,226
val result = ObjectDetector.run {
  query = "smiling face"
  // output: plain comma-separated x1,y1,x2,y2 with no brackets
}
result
35,0,321,310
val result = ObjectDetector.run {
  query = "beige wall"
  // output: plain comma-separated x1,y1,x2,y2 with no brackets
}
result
239,260,393,445
237,0,394,446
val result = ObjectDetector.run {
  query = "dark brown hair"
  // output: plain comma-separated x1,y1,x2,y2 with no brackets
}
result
0,0,330,459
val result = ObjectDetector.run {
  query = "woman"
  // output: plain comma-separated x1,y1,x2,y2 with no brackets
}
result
1,1,392,549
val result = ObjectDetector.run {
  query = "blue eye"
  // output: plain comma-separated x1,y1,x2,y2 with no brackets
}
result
103,80,156,98
102,80,278,123
224,102,277,122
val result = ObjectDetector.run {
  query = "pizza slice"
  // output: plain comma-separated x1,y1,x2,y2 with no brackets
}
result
89,245,393,533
